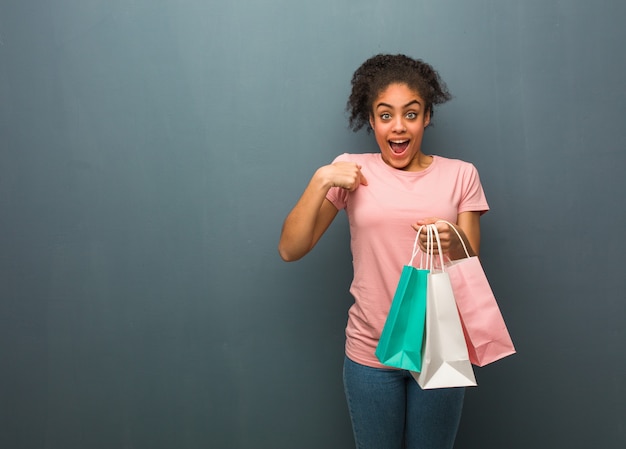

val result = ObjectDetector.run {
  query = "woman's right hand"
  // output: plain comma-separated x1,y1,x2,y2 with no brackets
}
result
317,161,368,191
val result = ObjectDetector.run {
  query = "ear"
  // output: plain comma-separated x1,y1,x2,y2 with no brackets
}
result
424,109,431,127
369,114,375,130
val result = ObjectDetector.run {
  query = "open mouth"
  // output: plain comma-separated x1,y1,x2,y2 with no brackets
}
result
389,140,410,154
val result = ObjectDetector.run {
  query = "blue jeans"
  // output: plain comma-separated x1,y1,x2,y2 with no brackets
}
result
343,356,465,449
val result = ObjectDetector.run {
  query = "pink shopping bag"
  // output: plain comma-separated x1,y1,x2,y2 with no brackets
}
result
440,220,516,367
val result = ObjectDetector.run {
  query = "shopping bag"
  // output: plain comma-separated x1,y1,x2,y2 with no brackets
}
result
439,220,516,367
375,228,428,372
413,225,477,389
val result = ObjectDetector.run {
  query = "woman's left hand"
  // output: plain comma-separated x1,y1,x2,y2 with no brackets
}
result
411,216,478,258
412,218,452,255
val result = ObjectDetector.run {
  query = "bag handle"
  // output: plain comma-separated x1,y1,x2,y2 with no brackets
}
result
436,219,471,259
409,224,447,269
409,225,425,266
409,225,435,269
429,224,446,272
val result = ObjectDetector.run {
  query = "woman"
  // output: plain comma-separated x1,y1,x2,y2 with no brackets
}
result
278,54,489,449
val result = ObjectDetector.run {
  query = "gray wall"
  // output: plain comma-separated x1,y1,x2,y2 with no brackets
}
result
1,1,624,448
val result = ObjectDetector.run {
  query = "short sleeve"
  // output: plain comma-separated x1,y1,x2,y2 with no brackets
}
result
458,163,489,215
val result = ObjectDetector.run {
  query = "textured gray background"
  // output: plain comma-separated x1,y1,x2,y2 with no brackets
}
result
1,1,625,448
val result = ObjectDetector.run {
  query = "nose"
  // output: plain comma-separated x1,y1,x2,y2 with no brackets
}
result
392,116,406,132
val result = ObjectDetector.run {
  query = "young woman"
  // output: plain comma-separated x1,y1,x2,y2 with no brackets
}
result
278,54,489,449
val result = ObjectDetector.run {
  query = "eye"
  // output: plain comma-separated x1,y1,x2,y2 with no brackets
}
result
406,112,418,119
380,113,391,120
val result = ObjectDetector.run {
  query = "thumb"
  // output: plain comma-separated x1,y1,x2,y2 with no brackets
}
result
414,217,438,226
357,165,368,186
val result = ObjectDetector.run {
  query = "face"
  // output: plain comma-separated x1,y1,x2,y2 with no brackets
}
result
369,83,431,171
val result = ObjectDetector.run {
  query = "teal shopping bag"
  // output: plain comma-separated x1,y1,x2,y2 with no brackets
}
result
375,264,428,372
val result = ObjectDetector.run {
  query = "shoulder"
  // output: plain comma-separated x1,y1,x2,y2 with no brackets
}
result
433,155,477,171
332,153,380,164
433,155,481,178
433,155,486,192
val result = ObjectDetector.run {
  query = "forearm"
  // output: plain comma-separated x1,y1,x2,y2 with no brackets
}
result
446,224,477,260
448,212,481,260
279,161,366,261
278,171,334,261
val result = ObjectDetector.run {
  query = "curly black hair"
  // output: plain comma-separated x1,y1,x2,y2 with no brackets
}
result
347,54,452,132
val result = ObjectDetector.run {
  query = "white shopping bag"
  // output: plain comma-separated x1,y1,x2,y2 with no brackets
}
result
412,225,477,389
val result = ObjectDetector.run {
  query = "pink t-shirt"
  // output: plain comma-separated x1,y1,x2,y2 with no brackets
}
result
326,153,489,368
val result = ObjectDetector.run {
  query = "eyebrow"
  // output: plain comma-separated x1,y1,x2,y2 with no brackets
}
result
375,99,422,110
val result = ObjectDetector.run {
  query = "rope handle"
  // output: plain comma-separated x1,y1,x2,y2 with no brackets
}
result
408,220,470,269
408,225,434,268
408,223,447,270
430,224,446,271
408,225,424,266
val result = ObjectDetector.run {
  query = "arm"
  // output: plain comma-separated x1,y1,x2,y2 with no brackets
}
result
278,162,368,262
412,211,482,259
450,211,481,258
